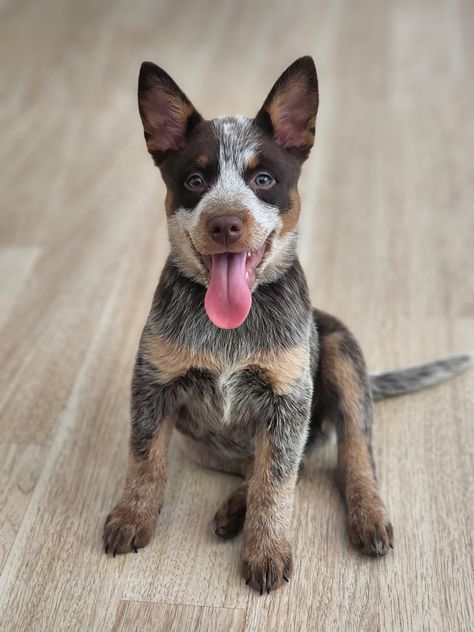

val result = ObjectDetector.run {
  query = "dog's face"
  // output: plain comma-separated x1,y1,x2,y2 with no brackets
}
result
138,57,318,328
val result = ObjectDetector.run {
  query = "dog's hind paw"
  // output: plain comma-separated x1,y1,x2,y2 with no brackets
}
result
213,483,247,540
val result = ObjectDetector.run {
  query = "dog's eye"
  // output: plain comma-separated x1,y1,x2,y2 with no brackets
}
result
252,172,275,189
184,173,206,191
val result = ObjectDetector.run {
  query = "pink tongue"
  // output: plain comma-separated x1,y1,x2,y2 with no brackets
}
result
204,252,251,329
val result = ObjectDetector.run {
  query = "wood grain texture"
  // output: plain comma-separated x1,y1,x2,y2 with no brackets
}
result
113,601,246,632
0,0,473,630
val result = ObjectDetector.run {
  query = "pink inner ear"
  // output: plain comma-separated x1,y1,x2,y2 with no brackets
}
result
272,90,313,148
151,106,184,151
143,90,192,152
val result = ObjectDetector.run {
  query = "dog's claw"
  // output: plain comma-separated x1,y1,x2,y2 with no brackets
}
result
283,574,289,583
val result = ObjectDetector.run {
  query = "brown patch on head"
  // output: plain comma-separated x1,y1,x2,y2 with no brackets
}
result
246,154,260,170
279,187,301,237
103,414,175,555
196,154,209,168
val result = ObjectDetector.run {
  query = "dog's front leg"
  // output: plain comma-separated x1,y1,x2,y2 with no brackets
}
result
241,390,310,594
103,355,175,556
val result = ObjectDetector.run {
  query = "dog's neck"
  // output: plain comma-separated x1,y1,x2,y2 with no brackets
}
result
147,253,311,354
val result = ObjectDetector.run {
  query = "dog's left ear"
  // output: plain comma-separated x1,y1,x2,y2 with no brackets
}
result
255,56,318,160
138,62,202,163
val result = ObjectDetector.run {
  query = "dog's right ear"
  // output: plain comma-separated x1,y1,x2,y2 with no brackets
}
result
138,62,202,163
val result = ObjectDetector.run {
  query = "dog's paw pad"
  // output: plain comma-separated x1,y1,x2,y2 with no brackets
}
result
348,506,393,557
241,543,292,594
103,505,154,556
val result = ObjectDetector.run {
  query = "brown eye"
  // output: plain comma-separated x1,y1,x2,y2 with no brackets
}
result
252,172,275,189
185,173,206,190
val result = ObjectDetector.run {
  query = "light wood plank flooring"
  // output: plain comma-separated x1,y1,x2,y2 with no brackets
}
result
0,0,473,630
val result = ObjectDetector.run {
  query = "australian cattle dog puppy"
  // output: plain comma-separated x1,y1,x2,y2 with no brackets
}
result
103,57,472,594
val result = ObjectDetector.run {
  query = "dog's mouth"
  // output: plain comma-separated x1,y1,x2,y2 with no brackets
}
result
200,241,268,330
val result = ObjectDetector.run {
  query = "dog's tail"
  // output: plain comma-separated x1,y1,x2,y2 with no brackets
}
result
370,353,473,401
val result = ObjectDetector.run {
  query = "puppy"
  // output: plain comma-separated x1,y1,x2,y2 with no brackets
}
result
103,57,472,594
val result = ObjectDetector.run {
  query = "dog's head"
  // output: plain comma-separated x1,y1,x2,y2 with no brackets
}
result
138,57,318,329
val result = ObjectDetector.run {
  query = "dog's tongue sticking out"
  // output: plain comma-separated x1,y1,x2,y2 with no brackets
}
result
204,253,251,329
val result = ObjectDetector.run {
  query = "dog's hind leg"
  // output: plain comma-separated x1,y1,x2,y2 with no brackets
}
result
313,309,394,556
178,435,252,539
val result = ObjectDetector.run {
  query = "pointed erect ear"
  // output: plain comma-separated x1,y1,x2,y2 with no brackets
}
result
255,56,319,160
138,62,202,162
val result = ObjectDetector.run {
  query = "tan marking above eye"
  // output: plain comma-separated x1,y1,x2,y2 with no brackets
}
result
246,154,260,170
196,154,209,168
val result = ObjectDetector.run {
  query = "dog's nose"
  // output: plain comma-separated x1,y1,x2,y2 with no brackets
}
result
207,215,243,245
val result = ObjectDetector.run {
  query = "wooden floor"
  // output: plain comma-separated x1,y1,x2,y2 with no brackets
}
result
1,0,473,630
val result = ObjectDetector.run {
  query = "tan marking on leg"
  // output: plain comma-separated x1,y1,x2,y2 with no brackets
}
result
279,187,301,237
321,332,393,555
241,432,295,592
103,415,175,555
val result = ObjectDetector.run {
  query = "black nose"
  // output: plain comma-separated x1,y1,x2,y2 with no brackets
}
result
207,215,243,245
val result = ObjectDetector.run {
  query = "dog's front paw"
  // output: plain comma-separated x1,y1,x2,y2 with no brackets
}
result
241,539,293,594
347,503,394,556
103,503,155,556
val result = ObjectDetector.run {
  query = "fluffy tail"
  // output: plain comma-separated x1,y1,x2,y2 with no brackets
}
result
370,353,473,401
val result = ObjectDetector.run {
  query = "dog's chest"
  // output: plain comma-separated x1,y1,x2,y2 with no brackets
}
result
146,332,309,430
190,362,251,428
215,367,242,424
175,363,256,457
